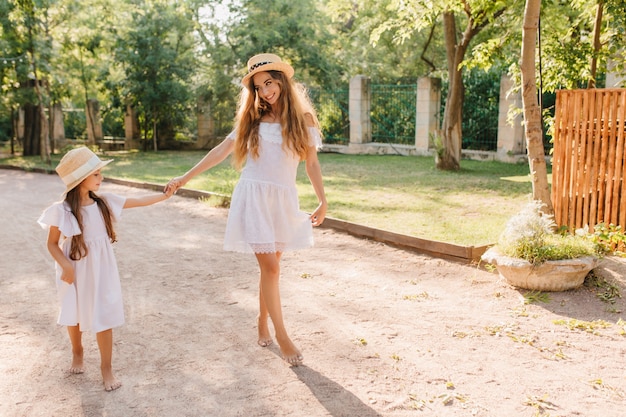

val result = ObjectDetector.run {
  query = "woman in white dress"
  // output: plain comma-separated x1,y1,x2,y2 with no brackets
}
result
166,53,327,366
38,147,173,391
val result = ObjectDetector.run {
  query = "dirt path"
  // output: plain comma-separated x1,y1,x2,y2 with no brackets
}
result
1,168,625,417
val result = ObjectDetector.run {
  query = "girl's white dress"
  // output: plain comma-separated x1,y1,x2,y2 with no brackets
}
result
224,123,322,254
38,193,126,333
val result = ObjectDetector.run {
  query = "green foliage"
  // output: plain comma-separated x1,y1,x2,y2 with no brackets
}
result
326,0,446,81
2,0,626,153
497,200,598,264
523,290,551,304
113,1,196,147
584,270,622,305
590,223,626,255
309,87,349,144
229,0,341,87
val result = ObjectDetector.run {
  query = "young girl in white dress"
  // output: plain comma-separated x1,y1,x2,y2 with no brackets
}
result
166,53,327,366
38,146,173,391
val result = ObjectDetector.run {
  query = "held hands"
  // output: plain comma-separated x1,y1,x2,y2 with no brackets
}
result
310,201,327,227
165,176,186,195
162,183,176,198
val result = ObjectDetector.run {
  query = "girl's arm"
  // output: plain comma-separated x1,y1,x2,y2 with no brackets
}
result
46,226,75,283
166,137,235,193
123,190,173,209
305,145,327,227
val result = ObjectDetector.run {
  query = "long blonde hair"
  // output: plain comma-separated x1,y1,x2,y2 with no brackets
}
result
65,188,117,260
232,70,321,170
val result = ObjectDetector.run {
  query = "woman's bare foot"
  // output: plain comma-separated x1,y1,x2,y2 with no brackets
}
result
257,315,273,347
101,367,122,392
69,349,84,374
276,336,303,366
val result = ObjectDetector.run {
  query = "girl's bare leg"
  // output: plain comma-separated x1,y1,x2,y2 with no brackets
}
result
67,325,84,374
96,329,121,391
255,252,303,366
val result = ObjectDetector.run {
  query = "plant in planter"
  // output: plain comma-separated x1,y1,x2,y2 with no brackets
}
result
481,200,601,291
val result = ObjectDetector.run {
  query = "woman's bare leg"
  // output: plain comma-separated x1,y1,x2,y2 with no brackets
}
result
96,329,121,391
255,252,302,365
67,325,84,374
257,283,273,347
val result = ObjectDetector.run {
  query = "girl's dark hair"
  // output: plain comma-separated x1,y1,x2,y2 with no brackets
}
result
66,188,117,260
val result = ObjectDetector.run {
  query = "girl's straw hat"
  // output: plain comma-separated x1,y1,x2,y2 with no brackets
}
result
241,53,294,86
55,147,112,196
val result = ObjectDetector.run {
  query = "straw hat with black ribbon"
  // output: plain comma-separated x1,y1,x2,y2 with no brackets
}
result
55,147,112,197
241,53,294,86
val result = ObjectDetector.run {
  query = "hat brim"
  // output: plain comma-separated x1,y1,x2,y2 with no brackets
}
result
241,62,294,86
61,159,113,197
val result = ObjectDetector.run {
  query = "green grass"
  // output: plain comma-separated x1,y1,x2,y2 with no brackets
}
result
0,149,540,246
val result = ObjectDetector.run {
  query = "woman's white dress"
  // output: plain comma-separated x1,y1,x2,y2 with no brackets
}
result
223,123,322,254
38,193,126,333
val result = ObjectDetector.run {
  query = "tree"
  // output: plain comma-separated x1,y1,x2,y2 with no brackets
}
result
365,0,510,170
114,1,196,150
4,0,52,161
326,0,446,83
520,0,552,212
52,0,124,146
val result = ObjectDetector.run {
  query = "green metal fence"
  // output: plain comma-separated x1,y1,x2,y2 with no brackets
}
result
310,87,349,144
371,84,416,145
313,78,500,149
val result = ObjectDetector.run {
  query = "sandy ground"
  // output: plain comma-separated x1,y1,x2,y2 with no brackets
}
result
1,168,626,417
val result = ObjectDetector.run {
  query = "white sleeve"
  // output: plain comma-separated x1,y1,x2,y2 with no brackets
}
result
37,202,81,237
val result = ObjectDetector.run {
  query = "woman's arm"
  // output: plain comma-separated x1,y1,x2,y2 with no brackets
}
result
305,145,327,226
166,137,235,193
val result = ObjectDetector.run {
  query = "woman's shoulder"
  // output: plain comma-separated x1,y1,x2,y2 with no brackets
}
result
304,112,315,127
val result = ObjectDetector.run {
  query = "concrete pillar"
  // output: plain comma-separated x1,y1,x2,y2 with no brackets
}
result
605,57,626,88
415,77,441,153
196,96,218,149
349,75,371,144
51,102,65,151
124,101,140,149
496,75,525,161
85,99,103,146
17,107,25,142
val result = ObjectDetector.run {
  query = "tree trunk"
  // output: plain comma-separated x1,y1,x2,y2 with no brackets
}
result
22,103,41,156
437,12,463,171
153,119,158,151
587,1,604,89
521,0,553,213
86,99,103,146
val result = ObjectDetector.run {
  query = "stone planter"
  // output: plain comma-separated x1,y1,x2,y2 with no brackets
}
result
481,247,598,291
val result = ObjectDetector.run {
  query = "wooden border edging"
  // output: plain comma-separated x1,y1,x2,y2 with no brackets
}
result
319,217,489,264
1,165,490,263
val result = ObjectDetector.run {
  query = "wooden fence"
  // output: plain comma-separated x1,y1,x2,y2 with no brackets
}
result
552,88,626,232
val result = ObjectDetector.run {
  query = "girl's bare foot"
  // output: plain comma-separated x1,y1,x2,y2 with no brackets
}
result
257,315,273,347
69,349,84,374
101,367,122,392
276,336,303,366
